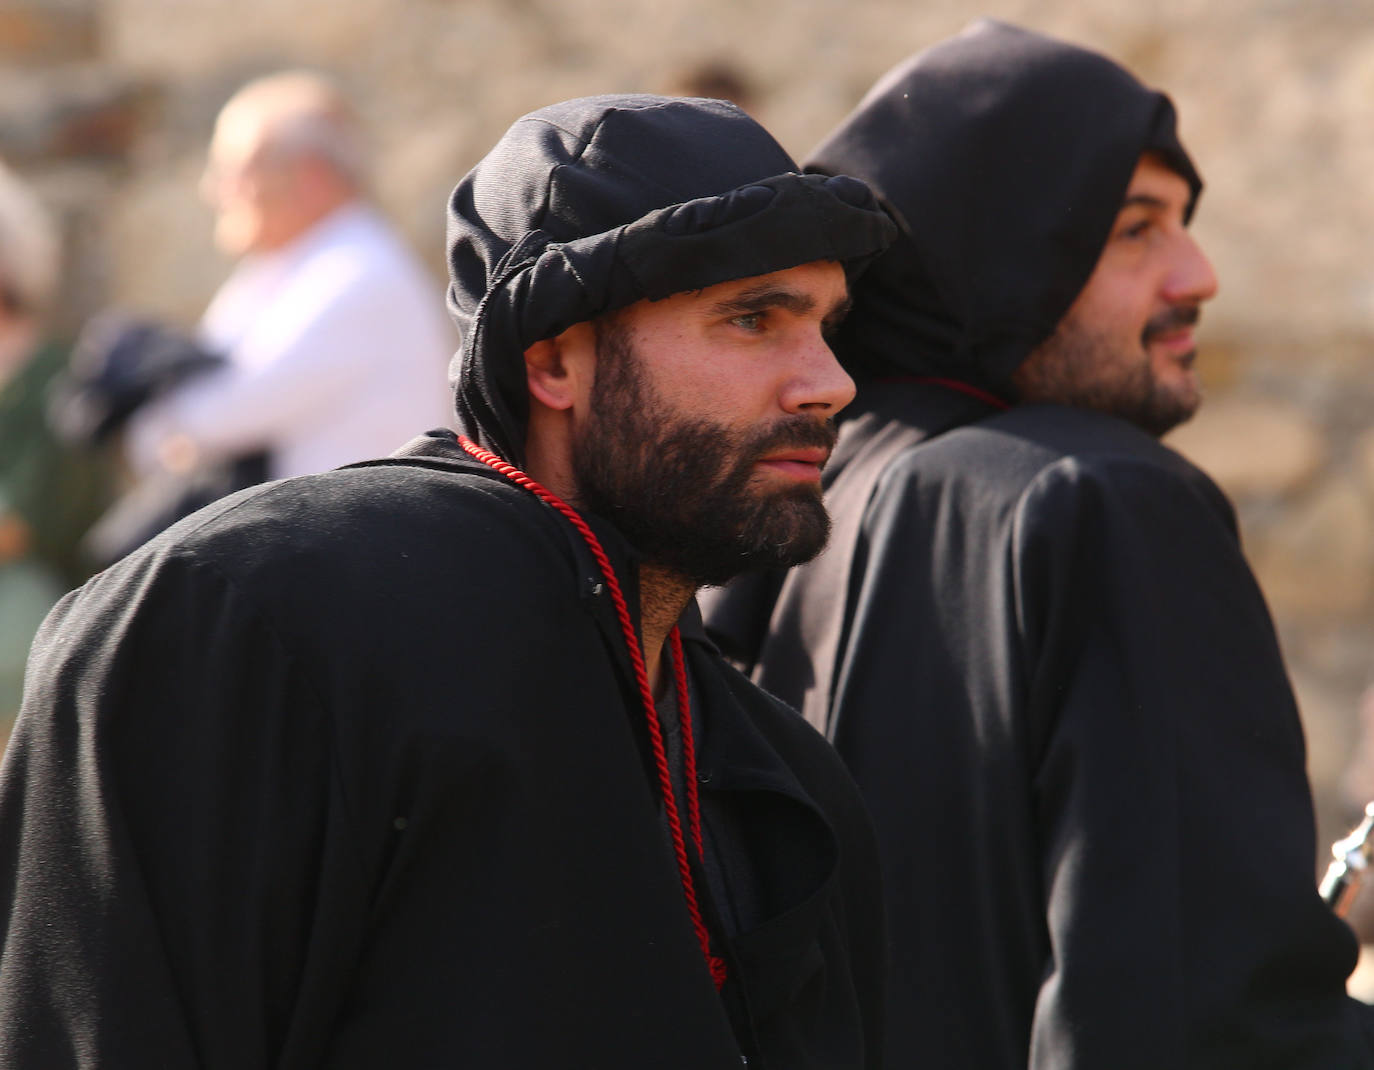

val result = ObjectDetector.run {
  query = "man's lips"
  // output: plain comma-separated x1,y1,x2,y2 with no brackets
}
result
1148,327,1198,360
1142,304,1201,360
756,447,830,482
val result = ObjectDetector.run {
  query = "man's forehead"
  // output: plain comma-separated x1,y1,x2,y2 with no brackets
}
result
1121,153,1193,210
603,260,849,337
682,260,848,306
210,108,272,164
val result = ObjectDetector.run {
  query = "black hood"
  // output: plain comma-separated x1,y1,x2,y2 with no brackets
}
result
446,94,898,464
805,19,1202,397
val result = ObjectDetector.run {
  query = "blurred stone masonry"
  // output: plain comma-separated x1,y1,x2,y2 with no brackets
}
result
0,0,157,338
9,0,1374,964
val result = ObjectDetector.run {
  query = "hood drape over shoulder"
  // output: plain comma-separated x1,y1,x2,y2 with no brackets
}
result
446,94,897,464
806,19,1201,397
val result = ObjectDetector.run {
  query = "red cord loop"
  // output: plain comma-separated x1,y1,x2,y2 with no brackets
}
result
877,374,1012,411
458,435,726,990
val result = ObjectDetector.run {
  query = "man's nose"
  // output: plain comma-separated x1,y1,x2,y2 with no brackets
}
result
779,329,857,417
1164,229,1219,305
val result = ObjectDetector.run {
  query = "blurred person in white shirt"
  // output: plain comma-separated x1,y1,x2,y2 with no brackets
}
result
125,70,454,485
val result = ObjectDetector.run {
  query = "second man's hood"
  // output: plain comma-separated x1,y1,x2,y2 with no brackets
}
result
806,19,1202,398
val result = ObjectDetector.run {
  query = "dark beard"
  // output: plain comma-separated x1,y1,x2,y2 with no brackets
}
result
572,319,836,588
1015,305,1201,438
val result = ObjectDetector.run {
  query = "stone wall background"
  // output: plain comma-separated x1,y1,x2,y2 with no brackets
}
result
7,0,1374,886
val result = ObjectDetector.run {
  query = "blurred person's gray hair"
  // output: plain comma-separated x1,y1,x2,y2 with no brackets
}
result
221,70,371,190
0,160,58,319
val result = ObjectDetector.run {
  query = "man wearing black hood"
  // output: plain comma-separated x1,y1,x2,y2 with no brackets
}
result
703,20,1374,1068
0,96,896,1068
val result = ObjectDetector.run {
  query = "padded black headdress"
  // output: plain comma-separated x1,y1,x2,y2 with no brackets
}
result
446,94,897,463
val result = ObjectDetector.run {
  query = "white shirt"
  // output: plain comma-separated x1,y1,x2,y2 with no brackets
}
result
127,202,456,480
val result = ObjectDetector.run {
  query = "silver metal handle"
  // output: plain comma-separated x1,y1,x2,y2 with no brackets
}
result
1320,802,1374,918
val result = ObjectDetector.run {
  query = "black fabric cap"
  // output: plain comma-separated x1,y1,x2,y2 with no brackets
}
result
805,19,1203,396
446,94,897,464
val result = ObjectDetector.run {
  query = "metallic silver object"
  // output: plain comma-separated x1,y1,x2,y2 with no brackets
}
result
1320,802,1374,918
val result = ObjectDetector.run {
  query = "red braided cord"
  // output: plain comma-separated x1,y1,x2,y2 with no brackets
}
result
667,628,725,986
457,436,726,988
877,375,1012,411
669,628,705,861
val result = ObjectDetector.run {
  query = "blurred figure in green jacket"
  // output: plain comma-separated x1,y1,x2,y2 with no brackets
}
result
0,160,111,743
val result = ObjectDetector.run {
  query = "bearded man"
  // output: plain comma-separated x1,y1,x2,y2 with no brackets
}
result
703,21,1374,1068
0,95,896,1068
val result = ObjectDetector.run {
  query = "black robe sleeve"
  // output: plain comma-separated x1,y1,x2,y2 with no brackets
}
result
1010,453,1373,1066
0,548,365,1068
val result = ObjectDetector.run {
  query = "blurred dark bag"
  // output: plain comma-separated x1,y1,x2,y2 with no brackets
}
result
48,311,226,445
47,311,270,567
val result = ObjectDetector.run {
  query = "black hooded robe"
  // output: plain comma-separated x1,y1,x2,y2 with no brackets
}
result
711,391,1374,1068
703,21,1374,1068
0,95,897,1068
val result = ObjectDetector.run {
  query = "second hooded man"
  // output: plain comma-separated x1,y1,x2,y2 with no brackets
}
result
705,19,1374,1069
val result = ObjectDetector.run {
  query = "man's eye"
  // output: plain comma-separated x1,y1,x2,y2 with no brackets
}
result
730,312,764,331
1118,219,1152,240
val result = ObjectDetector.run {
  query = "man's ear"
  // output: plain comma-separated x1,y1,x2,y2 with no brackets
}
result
525,322,596,412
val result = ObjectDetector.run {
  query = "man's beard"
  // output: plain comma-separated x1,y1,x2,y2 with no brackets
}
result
572,320,836,588
1017,305,1202,438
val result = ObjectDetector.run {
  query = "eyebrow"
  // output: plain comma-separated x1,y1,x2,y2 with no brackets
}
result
709,284,852,324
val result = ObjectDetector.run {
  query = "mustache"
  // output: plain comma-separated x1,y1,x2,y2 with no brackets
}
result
1142,304,1201,345
744,416,839,463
